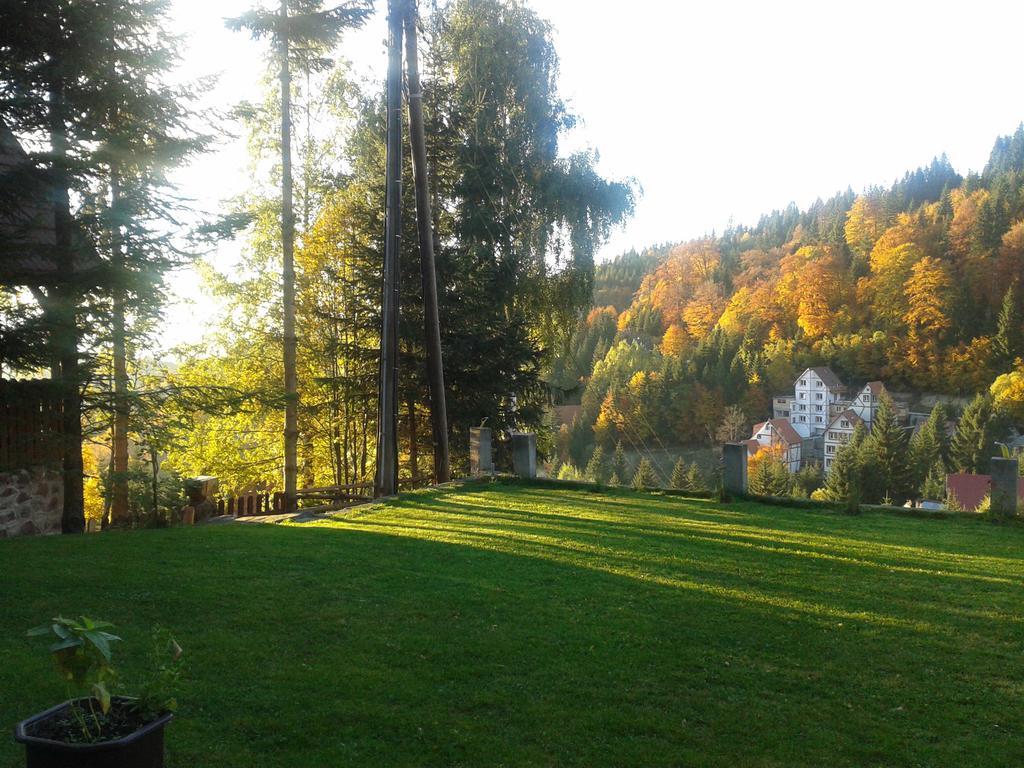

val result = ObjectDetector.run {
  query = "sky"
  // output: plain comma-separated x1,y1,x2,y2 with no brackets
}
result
163,0,1024,348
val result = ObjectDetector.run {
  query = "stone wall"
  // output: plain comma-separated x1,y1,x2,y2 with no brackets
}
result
0,466,63,538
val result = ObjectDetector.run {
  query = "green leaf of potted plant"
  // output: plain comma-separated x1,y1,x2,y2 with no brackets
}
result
15,617,181,768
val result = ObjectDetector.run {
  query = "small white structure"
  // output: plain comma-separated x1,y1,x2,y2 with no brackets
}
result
849,381,886,427
750,418,803,473
823,409,863,472
791,367,845,438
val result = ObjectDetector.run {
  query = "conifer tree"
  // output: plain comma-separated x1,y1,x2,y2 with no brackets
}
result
228,0,371,513
822,423,868,504
909,403,947,490
1,0,207,531
670,457,687,489
611,441,628,483
920,460,947,501
632,457,657,489
585,445,608,485
949,394,996,473
863,395,912,503
993,283,1022,370
749,454,790,496
685,462,704,492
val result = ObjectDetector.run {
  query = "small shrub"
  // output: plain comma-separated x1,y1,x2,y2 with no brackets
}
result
557,464,583,481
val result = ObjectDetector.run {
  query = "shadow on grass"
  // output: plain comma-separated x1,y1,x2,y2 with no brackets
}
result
3,490,1024,767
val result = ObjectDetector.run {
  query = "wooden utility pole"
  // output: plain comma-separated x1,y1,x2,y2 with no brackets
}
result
374,0,403,497
403,2,450,483
280,0,299,514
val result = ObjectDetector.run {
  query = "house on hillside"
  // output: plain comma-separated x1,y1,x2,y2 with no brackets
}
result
790,367,845,438
849,381,886,426
749,419,802,473
823,409,863,472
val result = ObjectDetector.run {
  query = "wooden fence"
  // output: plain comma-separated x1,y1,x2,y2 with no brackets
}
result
0,379,62,471
218,475,435,517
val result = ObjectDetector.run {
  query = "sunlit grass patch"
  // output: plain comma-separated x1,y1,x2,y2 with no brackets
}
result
1,479,1022,766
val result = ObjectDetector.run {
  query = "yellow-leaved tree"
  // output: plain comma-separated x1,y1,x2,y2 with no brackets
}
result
991,363,1024,425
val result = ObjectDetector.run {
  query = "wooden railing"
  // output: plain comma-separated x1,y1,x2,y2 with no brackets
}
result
218,475,435,517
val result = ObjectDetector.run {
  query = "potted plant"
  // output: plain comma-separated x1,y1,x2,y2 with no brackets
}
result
15,616,181,768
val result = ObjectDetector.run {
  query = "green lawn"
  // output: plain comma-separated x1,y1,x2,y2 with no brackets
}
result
2,480,1023,767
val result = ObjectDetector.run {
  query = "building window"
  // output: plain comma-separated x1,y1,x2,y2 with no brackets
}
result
864,393,871,402
799,379,806,386
840,420,849,428
815,405,823,412
815,417,823,423
828,431,838,440
799,393,805,399
815,381,822,387
816,393,823,400
781,411,789,417
826,445,836,454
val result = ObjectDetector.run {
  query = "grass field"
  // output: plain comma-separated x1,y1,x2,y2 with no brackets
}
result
1,480,1023,767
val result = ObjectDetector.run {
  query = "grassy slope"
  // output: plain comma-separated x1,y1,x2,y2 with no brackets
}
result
1,480,1022,767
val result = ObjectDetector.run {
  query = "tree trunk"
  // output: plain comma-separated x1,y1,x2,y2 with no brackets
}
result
150,446,160,520
110,171,131,525
407,390,418,480
48,79,85,534
374,0,403,497
280,0,299,514
404,5,450,484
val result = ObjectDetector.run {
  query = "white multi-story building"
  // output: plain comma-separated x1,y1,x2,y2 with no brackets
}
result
823,409,864,472
762,367,911,475
790,367,845,438
749,418,803,473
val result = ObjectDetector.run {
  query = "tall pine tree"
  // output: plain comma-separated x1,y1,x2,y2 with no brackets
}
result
949,394,995,473
228,0,371,512
863,395,912,503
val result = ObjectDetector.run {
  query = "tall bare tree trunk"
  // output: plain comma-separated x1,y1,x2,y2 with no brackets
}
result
280,0,299,514
49,79,85,534
404,2,450,484
374,0,403,497
110,171,131,525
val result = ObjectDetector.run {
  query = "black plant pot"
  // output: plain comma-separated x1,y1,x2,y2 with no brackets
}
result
14,697,173,768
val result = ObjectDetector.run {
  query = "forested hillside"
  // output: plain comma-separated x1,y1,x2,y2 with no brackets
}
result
553,133,1024,465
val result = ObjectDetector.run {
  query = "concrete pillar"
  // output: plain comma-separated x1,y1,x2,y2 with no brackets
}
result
990,457,1019,517
511,432,537,479
470,427,493,476
722,442,748,497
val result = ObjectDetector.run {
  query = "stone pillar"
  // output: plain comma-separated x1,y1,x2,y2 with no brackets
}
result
990,457,1019,517
511,432,537,480
470,427,493,476
722,442,748,497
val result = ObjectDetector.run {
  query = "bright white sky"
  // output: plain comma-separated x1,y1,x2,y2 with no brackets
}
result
163,0,1024,348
